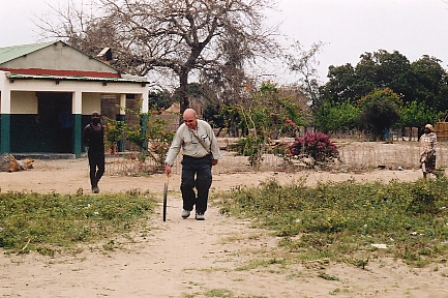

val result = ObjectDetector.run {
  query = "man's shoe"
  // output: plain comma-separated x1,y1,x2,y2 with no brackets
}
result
92,186,99,193
195,212,205,220
181,209,191,219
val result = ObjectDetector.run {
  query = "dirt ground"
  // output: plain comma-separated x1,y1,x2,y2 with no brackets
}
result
1,149,448,298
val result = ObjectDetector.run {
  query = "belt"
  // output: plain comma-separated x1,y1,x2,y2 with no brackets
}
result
182,153,210,159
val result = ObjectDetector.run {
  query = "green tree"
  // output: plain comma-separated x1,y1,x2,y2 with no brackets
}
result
149,89,175,112
359,88,401,140
399,100,440,129
320,50,419,104
411,55,447,110
314,101,360,134
373,50,415,101
318,63,357,105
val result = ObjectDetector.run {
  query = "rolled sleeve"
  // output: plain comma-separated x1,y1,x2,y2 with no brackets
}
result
165,129,183,166
209,130,222,159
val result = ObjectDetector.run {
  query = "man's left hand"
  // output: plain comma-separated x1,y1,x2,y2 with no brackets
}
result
211,159,218,166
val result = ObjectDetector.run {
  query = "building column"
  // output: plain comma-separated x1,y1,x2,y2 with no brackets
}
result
141,89,149,114
0,88,11,154
72,91,83,158
117,94,126,152
140,90,149,151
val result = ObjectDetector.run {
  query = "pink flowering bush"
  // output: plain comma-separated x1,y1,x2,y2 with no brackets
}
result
289,132,340,166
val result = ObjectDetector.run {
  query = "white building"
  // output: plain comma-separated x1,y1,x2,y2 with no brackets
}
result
0,41,148,157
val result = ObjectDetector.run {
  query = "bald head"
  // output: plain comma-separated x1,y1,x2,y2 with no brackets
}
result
183,108,197,118
91,111,101,124
183,108,197,129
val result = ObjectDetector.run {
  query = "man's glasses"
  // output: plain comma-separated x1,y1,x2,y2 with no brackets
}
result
184,120,194,123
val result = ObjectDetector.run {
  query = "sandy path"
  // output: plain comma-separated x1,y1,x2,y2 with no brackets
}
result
1,157,448,297
0,156,427,194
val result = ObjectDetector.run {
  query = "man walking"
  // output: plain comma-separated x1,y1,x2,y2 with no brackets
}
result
83,111,105,193
165,108,221,220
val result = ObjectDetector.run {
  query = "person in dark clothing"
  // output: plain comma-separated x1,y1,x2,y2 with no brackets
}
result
83,111,105,193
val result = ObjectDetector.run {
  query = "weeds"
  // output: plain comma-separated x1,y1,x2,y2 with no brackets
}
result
317,271,339,281
0,190,156,255
216,176,448,266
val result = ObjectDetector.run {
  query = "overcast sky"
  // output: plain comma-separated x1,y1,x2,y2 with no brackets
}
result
1,0,448,85
268,0,448,84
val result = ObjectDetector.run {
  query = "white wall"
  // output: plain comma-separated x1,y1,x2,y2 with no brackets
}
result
2,42,117,73
82,93,102,115
0,75,148,114
8,91,102,115
11,91,37,114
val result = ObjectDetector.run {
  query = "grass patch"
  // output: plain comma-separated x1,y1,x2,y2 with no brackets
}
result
318,271,339,281
216,176,448,266
0,190,156,255
235,257,287,271
204,288,267,298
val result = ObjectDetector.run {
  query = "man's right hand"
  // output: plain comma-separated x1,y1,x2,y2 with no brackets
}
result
165,164,171,177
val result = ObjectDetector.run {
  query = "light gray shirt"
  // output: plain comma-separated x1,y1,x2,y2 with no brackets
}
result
165,119,222,167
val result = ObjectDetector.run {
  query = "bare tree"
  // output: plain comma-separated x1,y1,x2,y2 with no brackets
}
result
285,41,324,109
38,0,280,113
200,34,252,106
35,1,113,56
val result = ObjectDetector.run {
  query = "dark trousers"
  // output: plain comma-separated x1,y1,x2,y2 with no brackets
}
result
88,151,105,188
181,155,212,214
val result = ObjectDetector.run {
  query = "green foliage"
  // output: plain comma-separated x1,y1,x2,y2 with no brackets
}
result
230,136,265,168
240,82,306,137
359,88,401,139
399,100,441,128
229,82,307,167
103,117,126,150
314,101,360,134
411,55,448,111
319,49,448,118
407,177,448,214
203,102,223,128
126,108,174,170
321,50,414,104
217,105,243,137
216,177,448,266
0,191,156,254
149,89,175,111
319,63,357,104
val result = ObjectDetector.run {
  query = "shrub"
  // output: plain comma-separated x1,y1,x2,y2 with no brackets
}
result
289,132,339,166
126,109,174,172
230,135,264,168
104,118,126,151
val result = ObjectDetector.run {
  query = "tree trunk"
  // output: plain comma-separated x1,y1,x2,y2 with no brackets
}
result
179,69,189,114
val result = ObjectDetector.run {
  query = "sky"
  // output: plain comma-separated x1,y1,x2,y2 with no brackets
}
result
1,0,448,85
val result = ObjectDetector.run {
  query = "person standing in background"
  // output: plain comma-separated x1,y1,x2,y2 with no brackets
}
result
420,124,437,178
83,111,105,193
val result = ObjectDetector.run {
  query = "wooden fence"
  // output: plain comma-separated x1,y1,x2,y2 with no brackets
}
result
435,122,448,141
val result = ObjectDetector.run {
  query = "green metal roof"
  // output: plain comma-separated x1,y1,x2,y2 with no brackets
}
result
0,41,149,84
0,41,55,65
6,73,148,84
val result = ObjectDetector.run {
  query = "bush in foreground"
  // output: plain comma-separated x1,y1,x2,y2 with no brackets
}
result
217,176,448,267
0,190,156,255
